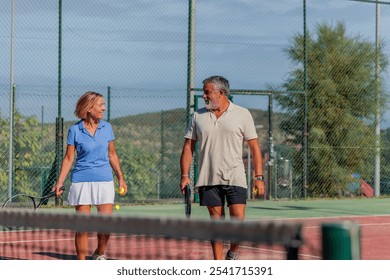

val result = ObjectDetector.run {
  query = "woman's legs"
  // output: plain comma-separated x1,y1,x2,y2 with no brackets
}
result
94,203,113,257
74,205,91,260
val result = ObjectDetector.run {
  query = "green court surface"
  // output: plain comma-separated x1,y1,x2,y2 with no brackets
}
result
43,197,390,220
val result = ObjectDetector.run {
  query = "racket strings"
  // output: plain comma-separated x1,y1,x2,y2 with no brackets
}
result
3,195,36,210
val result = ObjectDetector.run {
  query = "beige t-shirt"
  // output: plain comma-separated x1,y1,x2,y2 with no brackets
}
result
185,101,258,189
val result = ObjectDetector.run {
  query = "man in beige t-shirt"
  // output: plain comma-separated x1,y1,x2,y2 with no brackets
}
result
180,75,265,260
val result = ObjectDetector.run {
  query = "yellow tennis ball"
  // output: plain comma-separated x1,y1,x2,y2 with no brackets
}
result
115,204,120,210
118,187,125,195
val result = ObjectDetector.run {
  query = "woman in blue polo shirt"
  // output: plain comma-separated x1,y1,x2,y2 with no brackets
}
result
53,91,127,260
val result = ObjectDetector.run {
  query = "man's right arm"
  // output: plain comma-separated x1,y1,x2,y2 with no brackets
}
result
180,138,196,193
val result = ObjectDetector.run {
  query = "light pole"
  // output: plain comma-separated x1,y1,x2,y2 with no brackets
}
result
374,1,381,197
8,0,15,198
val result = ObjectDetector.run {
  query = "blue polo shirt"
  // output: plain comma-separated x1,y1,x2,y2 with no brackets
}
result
67,120,115,183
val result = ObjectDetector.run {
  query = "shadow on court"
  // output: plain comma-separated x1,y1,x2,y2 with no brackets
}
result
35,252,77,260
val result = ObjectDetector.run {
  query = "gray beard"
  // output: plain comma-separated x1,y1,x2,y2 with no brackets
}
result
205,100,219,110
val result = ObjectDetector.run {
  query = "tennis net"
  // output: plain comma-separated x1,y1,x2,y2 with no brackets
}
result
0,209,305,260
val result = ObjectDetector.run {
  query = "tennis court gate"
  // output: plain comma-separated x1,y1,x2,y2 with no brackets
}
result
190,89,306,200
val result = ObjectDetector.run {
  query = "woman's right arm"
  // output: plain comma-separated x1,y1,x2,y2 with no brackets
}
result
53,144,75,195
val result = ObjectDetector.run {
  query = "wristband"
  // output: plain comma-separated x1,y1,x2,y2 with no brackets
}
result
181,174,189,177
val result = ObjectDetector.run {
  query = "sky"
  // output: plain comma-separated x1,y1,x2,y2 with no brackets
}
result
0,0,390,124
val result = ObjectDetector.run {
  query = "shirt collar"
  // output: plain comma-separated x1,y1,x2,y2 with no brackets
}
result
77,120,106,131
226,100,235,111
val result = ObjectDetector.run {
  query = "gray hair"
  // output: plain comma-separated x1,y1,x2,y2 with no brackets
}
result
202,75,230,96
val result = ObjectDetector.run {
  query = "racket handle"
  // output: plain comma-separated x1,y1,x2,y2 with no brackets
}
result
52,186,65,196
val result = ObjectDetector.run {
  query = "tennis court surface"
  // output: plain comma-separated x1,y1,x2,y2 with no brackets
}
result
0,210,304,260
2,197,390,260
4,209,390,260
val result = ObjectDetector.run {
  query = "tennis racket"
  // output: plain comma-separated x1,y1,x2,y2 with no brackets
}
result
2,186,65,211
184,184,191,218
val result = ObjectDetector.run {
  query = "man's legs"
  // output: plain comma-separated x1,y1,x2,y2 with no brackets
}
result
227,204,246,258
207,206,225,260
201,186,246,260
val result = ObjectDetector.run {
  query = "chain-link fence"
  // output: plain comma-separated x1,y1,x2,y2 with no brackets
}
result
0,0,390,203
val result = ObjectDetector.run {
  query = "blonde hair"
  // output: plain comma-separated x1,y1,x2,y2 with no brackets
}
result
74,91,103,119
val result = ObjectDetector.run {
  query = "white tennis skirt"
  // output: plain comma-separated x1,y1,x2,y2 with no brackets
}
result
67,181,115,206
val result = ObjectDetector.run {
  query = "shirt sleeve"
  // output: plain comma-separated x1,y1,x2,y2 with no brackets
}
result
66,126,75,146
243,109,258,141
108,122,115,142
184,113,197,140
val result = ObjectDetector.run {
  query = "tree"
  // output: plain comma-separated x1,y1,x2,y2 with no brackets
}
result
277,22,388,196
0,116,10,199
0,111,53,198
380,129,390,194
115,142,159,202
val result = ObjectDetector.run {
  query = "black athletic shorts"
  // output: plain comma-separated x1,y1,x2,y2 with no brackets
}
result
198,185,247,207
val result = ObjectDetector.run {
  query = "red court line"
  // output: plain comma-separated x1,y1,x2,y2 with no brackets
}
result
295,215,390,260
